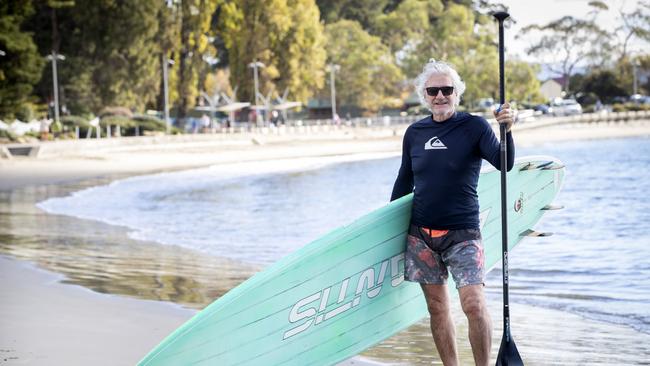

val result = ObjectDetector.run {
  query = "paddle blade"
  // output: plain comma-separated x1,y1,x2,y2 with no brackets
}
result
496,332,524,366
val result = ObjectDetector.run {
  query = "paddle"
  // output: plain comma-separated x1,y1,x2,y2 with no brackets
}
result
493,11,524,366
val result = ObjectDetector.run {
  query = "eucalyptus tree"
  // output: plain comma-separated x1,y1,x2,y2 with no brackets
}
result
0,1,45,120
219,0,326,104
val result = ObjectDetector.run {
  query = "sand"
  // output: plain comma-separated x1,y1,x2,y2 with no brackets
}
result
1,119,649,365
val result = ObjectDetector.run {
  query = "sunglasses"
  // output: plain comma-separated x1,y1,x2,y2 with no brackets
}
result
425,86,454,96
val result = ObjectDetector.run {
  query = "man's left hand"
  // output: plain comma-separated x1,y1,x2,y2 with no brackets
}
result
494,103,515,132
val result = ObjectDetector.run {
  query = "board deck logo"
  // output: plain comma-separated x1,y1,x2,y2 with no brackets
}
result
283,253,405,340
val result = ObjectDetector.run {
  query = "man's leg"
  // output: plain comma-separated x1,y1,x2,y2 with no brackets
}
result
459,284,492,366
421,284,459,366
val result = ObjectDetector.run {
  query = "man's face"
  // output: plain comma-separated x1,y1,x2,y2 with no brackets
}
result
425,74,457,121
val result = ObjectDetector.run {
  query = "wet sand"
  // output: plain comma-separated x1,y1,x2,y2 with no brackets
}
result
1,121,650,365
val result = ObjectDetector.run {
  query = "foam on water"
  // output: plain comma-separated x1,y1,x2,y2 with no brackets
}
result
37,152,399,263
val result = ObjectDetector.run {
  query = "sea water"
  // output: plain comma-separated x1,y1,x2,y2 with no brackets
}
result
36,137,650,339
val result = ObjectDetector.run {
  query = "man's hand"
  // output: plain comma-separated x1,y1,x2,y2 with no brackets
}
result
494,103,515,132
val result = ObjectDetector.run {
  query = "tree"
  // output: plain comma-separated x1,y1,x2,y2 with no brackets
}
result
176,0,221,123
372,0,443,55
274,0,326,103
580,69,627,103
219,0,325,105
518,15,612,93
324,20,403,113
505,59,544,105
0,1,45,120
396,3,500,107
24,0,169,115
316,0,390,29
615,0,650,61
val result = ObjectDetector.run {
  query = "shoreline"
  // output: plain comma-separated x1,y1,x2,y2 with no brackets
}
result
1,123,650,365
2,120,649,192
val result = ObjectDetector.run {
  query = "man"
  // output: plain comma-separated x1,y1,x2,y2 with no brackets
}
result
391,59,515,366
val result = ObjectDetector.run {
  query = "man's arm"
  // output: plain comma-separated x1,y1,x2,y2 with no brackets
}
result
390,130,414,201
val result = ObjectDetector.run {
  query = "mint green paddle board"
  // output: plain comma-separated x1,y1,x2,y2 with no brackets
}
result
139,155,565,365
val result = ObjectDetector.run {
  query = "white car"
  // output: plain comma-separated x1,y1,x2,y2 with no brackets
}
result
550,99,583,116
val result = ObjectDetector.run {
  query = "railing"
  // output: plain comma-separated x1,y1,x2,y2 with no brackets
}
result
223,110,650,135
3,110,649,159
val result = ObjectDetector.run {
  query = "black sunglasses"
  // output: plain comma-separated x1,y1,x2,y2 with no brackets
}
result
425,86,454,96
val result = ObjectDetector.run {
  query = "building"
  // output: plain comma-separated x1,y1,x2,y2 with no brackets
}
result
540,79,563,101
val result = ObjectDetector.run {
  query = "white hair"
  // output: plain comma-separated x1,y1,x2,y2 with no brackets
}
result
414,59,466,109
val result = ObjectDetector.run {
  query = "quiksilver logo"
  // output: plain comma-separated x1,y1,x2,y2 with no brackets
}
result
425,136,447,150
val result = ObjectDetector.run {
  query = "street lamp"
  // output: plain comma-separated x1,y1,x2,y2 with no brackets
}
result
46,51,65,125
162,55,175,134
248,60,265,121
633,59,641,96
326,63,340,123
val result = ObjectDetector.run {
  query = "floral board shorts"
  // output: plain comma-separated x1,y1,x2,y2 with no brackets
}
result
404,224,485,288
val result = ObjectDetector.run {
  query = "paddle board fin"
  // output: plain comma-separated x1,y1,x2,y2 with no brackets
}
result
520,229,553,237
541,204,564,210
519,161,565,171
542,163,565,170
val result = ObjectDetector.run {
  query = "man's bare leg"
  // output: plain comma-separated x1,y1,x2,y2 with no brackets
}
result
459,284,492,366
421,284,458,366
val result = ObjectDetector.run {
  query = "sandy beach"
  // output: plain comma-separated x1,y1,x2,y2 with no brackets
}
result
1,120,650,365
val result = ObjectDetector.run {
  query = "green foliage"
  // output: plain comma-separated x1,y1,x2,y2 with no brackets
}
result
0,1,46,120
27,0,166,116
15,102,38,121
0,128,18,142
220,0,325,104
132,114,166,133
325,20,403,113
372,0,443,54
505,60,544,104
176,0,222,121
519,15,614,91
92,114,166,136
317,0,391,29
274,0,327,103
580,69,627,103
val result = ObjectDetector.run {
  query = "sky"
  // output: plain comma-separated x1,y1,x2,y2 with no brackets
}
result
494,0,645,65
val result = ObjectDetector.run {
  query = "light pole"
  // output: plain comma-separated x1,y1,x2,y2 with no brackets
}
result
162,54,174,134
327,63,340,122
633,59,640,96
248,60,265,123
46,51,65,125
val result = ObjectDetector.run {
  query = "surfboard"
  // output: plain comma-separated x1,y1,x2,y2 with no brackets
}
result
139,155,565,366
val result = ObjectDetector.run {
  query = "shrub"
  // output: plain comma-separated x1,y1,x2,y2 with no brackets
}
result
99,106,133,118
100,116,136,136
132,114,166,135
61,116,92,138
0,128,18,142
15,103,36,122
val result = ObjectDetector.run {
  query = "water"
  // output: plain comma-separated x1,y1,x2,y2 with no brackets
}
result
35,138,650,337
496,137,650,335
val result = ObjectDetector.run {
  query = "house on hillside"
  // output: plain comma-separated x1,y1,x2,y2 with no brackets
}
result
540,77,565,101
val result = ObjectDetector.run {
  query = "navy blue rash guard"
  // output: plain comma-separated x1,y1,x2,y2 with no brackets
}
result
390,112,514,230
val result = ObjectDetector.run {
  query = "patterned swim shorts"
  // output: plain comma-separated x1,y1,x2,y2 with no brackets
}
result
404,224,485,288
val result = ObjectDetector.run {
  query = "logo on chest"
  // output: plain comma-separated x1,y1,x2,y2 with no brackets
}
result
424,136,447,150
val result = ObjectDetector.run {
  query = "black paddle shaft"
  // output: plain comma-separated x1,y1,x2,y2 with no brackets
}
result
493,11,524,366
495,10,510,332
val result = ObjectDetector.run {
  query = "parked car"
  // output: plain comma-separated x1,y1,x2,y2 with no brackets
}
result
630,94,650,104
533,104,551,114
551,98,582,116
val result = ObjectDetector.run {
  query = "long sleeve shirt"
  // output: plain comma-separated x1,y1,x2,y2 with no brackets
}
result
390,112,514,230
